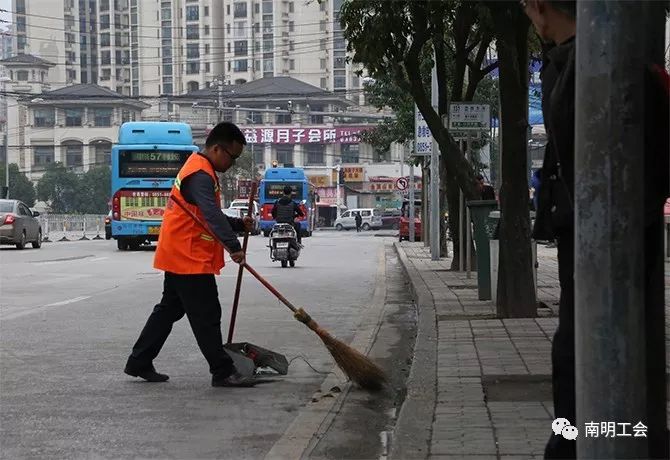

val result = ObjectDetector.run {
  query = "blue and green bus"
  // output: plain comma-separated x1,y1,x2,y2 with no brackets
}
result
111,122,198,250
259,167,316,237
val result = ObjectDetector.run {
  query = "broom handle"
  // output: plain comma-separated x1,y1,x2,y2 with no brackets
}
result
227,182,257,343
170,194,300,315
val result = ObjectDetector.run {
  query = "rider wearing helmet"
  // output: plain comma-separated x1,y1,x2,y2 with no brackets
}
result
271,185,304,244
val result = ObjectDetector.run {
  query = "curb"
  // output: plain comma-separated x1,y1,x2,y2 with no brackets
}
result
390,242,437,460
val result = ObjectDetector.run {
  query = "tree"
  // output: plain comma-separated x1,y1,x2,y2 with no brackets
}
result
0,163,36,207
218,150,254,205
485,1,536,317
78,166,111,214
341,0,497,263
37,163,81,213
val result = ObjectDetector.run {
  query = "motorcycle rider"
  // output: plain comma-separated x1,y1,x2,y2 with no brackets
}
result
271,185,304,245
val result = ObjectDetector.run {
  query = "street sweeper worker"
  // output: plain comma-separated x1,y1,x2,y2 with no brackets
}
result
124,121,258,388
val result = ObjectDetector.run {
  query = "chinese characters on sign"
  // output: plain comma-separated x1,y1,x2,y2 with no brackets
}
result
308,175,331,188
236,179,254,199
316,187,338,205
241,127,367,145
414,106,432,156
448,103,491,130
342,167,364,183
583,421,647,438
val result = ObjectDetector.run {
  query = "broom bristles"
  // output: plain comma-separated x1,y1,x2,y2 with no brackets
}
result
294,308,387,391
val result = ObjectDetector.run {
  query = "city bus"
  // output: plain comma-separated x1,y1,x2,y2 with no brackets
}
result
259,167,316,237
110,122,198,250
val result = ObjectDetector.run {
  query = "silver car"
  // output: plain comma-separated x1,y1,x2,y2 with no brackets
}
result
0,199,42,249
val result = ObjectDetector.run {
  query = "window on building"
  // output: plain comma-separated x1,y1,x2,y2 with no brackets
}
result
276,112,291,124
234,59,248,72
204,25,210,35
93,108,113,127
320,0,326,11
94,141,112,165
65,108,83,127
226,5,230,15
100,0,109,10
204,44,210,54
204,5,209,16
248,111,263,124
289,21,295,32
320,77,327,89
187,43,200,58
186,62,200,74
101,50,111,65
254,3,260,14
121,110,133,123
205,62,210,72
81,71,88,84
320,58,326,70
101,68,111,80
33,146,55,166
63,141,84,168
101,32,110,46
263,59,273,74
253,146,263,165
15,70,27,81
186,24,199,39
305,144,325,165
334,50,346,69
100,14,110,29
234,40,248,56
235,21,245,38
320,38,326,50
275,145,293,165
254,60,261,71
320,20,327,31
33,108,55,127
289,59,295,70
163,64,172,76
234,2,248,18
185,5,199,20
334,70,346,89
187,81,199,92
263,39,272,52
262,1,272,13
289,41,295,51
161,7,171,20
341,144,359,163
309,105,324,124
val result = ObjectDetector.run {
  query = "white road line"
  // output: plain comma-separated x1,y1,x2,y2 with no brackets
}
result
43,296,91,307
88,257,109,262
2,296,92,321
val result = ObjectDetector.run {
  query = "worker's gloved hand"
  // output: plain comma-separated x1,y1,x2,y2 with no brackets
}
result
242,216,255,233
230,251,245,265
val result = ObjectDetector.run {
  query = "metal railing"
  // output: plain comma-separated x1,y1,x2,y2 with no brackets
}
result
37,214,107,242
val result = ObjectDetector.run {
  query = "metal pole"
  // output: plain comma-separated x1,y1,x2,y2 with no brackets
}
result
423,161,429,247
575,2,652,458
465,136,473,275
409,162,415,243
430,57,440,261
336,164,341,211
459,190,464,271
217,78,223,123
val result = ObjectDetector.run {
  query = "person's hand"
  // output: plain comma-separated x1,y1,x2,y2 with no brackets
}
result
242,216,255,233
230,251,245,264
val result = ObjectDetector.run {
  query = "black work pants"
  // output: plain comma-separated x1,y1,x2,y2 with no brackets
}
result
126,272,235,379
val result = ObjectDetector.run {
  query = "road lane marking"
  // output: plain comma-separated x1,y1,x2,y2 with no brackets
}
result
43,296,91,307
2,296,92,320
88,257,109,262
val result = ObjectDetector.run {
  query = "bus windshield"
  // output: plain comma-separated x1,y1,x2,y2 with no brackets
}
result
118,150,191,178
263,181,304,201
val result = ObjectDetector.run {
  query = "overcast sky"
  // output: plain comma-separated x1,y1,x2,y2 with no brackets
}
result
0,0,10,28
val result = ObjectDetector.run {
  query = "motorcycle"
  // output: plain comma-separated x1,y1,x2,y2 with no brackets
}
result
268,223,301,268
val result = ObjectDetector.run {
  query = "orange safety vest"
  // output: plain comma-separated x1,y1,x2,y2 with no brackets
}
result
154,153,225,275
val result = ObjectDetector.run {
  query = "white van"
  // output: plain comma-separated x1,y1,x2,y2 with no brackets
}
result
228,199,261,235
334,208,383,231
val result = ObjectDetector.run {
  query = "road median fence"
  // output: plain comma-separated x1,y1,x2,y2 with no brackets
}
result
38,214,107,242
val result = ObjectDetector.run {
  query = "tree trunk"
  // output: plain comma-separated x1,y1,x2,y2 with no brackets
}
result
439,158,449,257
491,5,536,318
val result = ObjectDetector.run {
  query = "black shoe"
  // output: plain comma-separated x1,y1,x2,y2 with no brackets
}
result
212,372,257,387
124,365,169,382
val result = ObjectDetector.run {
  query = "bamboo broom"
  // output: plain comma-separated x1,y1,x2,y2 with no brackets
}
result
170,194,387,391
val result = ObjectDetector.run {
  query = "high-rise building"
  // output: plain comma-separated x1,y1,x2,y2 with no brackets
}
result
221,0,363,101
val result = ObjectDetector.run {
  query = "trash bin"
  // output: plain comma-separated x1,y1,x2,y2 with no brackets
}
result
465,200,498,300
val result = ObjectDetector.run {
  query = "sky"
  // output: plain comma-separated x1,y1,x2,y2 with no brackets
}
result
0,0,10,28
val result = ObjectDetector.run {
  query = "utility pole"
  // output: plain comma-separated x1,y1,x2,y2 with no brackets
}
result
216,78,224,123
429,58,440,261
335,164,341,210
575,2,667,458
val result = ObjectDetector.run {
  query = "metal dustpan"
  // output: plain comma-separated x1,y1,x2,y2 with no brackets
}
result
223,342,289,377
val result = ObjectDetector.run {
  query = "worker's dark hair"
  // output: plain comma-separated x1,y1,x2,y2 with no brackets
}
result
283,185,293,195
548,0,576,18
205,122,247,148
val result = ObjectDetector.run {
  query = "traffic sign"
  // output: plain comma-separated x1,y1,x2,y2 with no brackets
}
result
449,103,490,131
414,106,433,156
395,177,409,191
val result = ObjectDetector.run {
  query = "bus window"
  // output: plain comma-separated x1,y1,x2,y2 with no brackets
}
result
264,182,304,201
118,150,191,178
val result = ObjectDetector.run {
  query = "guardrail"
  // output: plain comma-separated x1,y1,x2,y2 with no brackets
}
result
37,214,107,242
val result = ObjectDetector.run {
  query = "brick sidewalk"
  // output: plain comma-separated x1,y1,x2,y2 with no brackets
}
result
393,242,670,460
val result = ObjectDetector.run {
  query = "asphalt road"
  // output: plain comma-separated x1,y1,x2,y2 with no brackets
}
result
0,230,405,459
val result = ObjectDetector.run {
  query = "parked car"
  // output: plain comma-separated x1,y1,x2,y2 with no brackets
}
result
105,211,112,240
398,200,422,242
334,208,383,231
228,199,261,235
0,199,42,249
381,209,402,230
